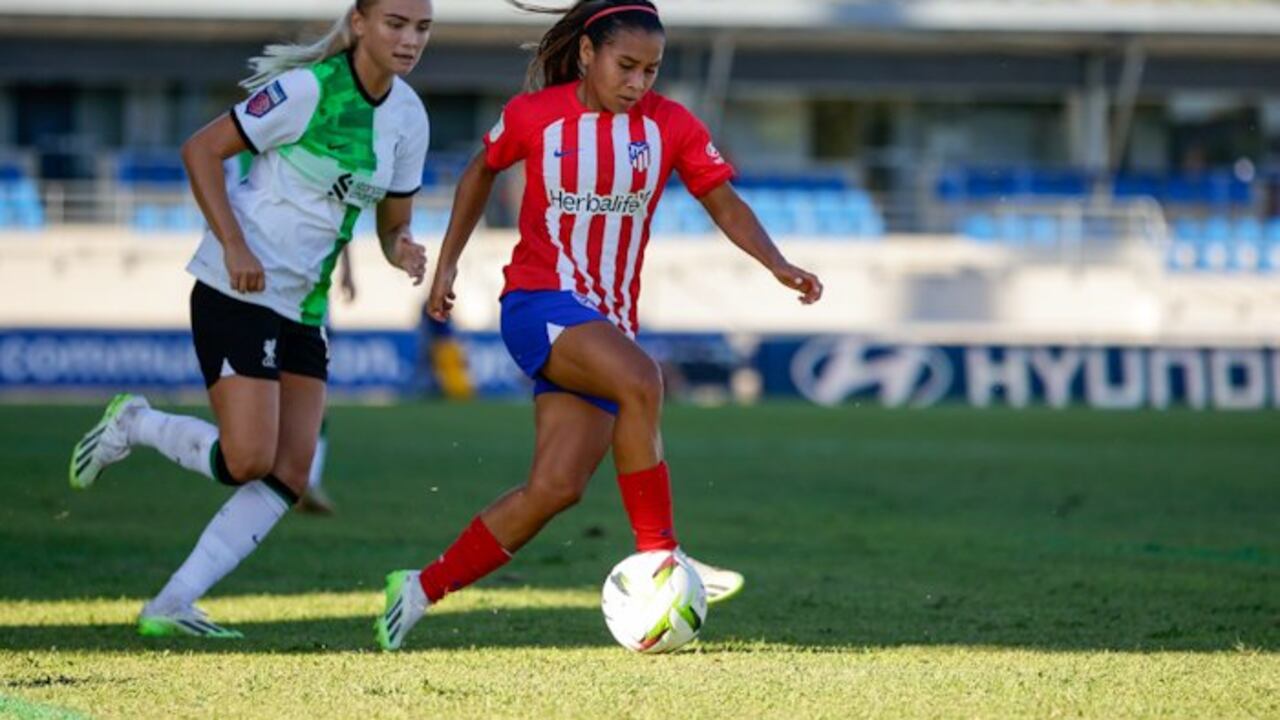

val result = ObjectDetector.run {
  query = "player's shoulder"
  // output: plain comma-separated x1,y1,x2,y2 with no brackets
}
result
237,69,320,127
637,91,701,129
271,66,322,101
388,77,429,127
508,83,579,121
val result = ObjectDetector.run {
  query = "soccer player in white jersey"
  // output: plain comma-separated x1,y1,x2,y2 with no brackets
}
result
68,0,434,638
375,0,824,651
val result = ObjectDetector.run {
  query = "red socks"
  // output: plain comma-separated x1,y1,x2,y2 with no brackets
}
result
617,461,679,552
419,516,512,603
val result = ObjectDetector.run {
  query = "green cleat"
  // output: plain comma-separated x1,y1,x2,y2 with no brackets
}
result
137,605,243,639
374,570,429,651
69,393,148,490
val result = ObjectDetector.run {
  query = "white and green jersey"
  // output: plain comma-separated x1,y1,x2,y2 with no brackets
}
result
187,51,429,326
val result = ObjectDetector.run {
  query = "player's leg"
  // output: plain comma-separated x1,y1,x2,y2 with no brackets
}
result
542,321,744,603
137,310,326,638
299,322,337,514
136,376,283,638
376,392,613,650
70,282,280,489
297,415,336,515
542,320,662,474
477,392,614,551
269,372,326,500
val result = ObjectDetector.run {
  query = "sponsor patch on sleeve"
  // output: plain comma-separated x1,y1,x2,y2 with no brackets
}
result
245,80,288,118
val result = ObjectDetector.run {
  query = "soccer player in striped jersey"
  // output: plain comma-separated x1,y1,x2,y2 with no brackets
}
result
68,0,433,638
375,0,823,650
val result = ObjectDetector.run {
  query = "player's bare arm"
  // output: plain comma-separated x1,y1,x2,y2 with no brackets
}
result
182,115,264,293
377,196,427,285
698,183,824,304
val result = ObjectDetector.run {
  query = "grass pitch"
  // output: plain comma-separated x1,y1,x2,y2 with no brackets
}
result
0,402,1277,718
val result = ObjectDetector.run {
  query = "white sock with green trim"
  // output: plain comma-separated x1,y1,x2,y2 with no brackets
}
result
128,408,219,481
145,481,290,614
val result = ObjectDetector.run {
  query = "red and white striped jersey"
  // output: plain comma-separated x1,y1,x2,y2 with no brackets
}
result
484,81,735,336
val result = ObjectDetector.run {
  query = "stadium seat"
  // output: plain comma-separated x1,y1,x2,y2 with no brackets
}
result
1200,240,1231,271
962,213,997,241
1167,240,1198,271
132,204,164,232
1203,216,1232,243
1027,214,1059,246
1233,240,1262,271
1234,217,1262,243
1262,241,1280,273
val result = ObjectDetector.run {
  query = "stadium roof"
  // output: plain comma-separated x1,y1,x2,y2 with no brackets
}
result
6,0,1280,36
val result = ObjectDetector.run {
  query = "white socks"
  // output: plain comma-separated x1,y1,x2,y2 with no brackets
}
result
145,480,290,614
128,408,220,481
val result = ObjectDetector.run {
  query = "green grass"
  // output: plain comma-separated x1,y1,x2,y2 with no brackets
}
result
1,402,1277,718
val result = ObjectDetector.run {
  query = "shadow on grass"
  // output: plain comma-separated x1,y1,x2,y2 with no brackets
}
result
1,595,1276,654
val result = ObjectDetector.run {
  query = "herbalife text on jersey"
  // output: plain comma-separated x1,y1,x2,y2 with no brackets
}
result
547,189,654,216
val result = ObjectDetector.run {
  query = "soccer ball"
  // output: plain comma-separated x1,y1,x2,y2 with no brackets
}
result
601,550,707,653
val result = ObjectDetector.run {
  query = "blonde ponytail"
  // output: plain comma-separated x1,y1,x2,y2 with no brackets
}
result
240,5,358,91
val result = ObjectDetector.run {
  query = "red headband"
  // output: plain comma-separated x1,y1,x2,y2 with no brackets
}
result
584,4,660,30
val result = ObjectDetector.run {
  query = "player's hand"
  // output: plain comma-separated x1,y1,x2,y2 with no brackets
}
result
225,242,266,293
427,264,457,322
772,261,823,305
392,229,428,286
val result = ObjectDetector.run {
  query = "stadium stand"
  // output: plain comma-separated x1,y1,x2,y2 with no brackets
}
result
0,162,45,230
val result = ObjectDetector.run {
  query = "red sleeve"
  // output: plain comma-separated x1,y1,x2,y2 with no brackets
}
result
670,105,735,198
483,94,534,172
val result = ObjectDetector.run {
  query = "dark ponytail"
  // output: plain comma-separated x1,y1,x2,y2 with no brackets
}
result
506,0,664,91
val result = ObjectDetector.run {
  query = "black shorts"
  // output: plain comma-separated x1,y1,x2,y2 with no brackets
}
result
190,281,328,388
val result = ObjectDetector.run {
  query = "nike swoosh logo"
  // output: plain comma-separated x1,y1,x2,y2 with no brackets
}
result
328,142,351,151
553,147,579,158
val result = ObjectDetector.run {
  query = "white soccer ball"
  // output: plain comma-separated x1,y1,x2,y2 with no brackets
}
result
601,550,707,653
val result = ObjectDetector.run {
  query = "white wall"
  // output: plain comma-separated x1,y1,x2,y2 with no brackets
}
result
2,228,1277,345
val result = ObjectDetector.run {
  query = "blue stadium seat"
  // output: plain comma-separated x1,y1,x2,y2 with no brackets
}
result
1027,214,1058,246
1234,217,1262,243
1233,240,1262,272
1203,216,1233,243
962,213,997,241
1167,240,1198,271
650,203,681,236
1172,218,1203,242
856,211,885,238
998,214,1030,245
117,151,186,185
132,204,164,232
815,206,856,236
755,204,795,236
1262,241,1280,273
13,202,44,229
1199,240,1232,271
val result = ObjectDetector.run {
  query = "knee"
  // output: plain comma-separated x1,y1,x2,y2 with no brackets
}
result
220,447,275,485
528,475,587,515
268,452,313,495
618,358,664,410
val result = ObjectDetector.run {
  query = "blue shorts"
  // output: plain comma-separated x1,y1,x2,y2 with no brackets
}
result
500,290,619,415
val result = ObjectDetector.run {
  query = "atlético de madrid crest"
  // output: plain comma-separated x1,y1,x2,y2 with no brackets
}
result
628,141,651,172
